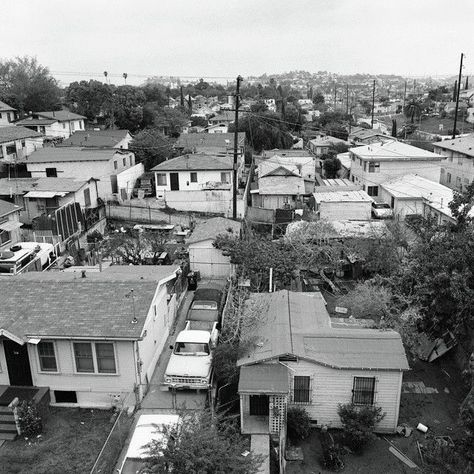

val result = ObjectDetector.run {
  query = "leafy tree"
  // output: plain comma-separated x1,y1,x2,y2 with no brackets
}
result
312,92,325,104
250,101,268,113
130,128,174,170
143,410,263,473
152,107,190,137
448,180,474,228
287,407,311,443
141,82,169,106
65,80,112,121
190,115,209,128
322,156,341,178
0,56,61,114
404,97,422,123
112,85,147,131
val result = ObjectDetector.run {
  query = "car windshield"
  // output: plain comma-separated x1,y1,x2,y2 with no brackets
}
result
373,203,390,209
191,301,218,310
174,342,210,355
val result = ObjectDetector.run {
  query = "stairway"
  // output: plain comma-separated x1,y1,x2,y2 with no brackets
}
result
0,406,18,440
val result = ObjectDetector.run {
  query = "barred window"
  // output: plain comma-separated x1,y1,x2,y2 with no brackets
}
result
293,376,311,403
352,377,376,405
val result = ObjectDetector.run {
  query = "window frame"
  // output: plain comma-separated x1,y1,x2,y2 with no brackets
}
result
72,341,118,375
190,172,198,183
83,188,91,207
156,173,167,186
37,340,59,373
220,172,230,184
352,376,376,406
45,167,58,177
368,162,380,173
367,185,379,197
292,375,312,404
0,217,11,245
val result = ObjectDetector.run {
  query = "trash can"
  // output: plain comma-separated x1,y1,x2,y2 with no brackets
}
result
187,271,198,291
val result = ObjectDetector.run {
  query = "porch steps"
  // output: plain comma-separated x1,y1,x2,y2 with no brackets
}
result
0,408,17,440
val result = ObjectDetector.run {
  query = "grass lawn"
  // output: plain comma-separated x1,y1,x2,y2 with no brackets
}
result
0,407,114,474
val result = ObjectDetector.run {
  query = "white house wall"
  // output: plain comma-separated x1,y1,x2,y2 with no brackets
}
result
155,170,232,193
116,163,144,200
189,238,232,278
0,212,22,250
285,359,403,433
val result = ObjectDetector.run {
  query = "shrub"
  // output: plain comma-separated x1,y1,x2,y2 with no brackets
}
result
337,403,385,453
287,407,311,443
17,400,43,438
319,428,344,471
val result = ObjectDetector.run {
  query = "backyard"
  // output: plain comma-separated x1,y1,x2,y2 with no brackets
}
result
0,407,115,474
285,353,469,474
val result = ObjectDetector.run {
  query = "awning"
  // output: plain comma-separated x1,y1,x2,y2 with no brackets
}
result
0,221,23,232
23,191,65,199
238,364,289,395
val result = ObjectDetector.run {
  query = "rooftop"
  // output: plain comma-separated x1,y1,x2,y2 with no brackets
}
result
37,111,86,121
175,132,245,149
60,130,131,148
0,126,43,143
237,290,409,371
0,177,89,196
23,147,121,163
0,101,16,112
350,141,443,161
313,190,373,203
151,153,233,172
187,217,240,244
309,136,349,147
432,134,474,158
15,118,57,126
0,199,21,218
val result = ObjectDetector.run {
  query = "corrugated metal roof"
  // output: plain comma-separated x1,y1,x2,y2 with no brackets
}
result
238,364,289,394
238,290,408,371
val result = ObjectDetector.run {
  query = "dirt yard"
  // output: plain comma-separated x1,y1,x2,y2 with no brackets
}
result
286,353,469,474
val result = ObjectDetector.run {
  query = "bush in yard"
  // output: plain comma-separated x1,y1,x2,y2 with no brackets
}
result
319,427,345,472
287,407,311,443
337,403,385,453
17,400,43,438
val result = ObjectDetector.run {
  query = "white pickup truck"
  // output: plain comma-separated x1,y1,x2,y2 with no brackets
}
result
164,327,218,390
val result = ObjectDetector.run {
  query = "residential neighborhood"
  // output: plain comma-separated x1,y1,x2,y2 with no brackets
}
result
0,3,473,474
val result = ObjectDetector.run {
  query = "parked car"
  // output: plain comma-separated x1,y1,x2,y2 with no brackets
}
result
371,202,393,219
119,414,180,473
132,172,156,198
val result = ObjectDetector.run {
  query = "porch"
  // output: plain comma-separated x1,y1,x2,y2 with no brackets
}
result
238,364,289,435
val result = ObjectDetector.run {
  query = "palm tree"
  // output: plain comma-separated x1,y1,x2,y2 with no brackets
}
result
404,98,422,124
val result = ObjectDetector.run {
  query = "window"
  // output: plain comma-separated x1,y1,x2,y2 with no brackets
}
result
113,161,118,170
359,158,362,166
351,153,355,162
73,342,117,374
54,391,77,403
367,185,378,197
448,153,453,162
221,172,230,183
190,172,198,183
440,168,445,174
456,176,462,188
458,156,463,165
38,341,58,372
352,377,376,405
83,188,91,207
123,157,126,167
45,167,57,177
40,126,46,134
63,123,66,129
21,140,26,148
0,147,3,158
363,161,367,171
95,343,116,373
0,226,11,245
368,162,380,173
7,113,11,122
74,343,94,373
156,173,167,186
6,145,16,155
130,156,133,166
447,172,452,184
293,376,311,403
351,175,355,182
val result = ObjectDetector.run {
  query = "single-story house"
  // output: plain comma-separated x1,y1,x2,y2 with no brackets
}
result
23,147,143,201
348,128,390,145
151,153,245,216
0,101,17,127
0,126,44,167
59,129,133,149
311,187,373,220
0,265,182,408
174,132,246,157
237,291,409,436
16,110,86,139
0,200,22,250
187,217,241,278
308,136,349,156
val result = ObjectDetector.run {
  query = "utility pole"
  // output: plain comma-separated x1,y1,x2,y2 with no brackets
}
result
371,79,376,128
453,53,464,139
333,82,337,110
403,81,407,139
345,84,349,115
232,75,243,220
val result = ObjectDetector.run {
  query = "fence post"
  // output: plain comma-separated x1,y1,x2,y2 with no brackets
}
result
148,206,152,223
129,201,132,220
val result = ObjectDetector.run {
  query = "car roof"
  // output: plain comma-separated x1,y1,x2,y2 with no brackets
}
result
176,330,210,343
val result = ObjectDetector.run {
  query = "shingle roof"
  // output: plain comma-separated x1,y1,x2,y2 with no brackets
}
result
23,147,119,163
60,130,130,148
0,101,16,112
187,217,240,244
175,132,245,149
0,199,21,218
15,118,57,126
432,134,474,158
258,175,306,195
238,290,408,371
0,280,156,340
0,126,43,143
0,178,89,196
151,154,233,171
350,141,443,161
37,110,86,121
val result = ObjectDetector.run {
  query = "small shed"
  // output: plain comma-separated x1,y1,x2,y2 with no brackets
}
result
311,188,373,220
187,217,240,278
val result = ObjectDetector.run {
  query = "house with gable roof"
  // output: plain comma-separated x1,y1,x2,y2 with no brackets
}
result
0,265,182,410
0,101,17,127
0,200,22,250
237,291,409,436
16,110,86,139
0,126,44,169
59,129,133,149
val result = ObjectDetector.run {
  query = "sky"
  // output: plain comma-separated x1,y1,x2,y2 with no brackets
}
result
2,0,474,86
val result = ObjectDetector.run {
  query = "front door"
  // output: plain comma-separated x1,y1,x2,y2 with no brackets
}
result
249,395,269,416
170,173,179,191
3,340,33,386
